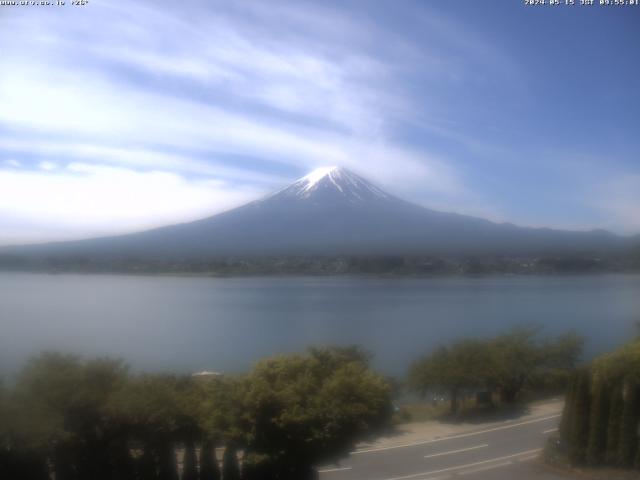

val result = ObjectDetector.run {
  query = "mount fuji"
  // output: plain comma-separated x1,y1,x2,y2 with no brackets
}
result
1,166,634,260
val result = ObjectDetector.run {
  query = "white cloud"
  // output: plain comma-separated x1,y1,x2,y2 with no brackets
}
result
0,164,263,246
0,65,464,198
0,138,289,187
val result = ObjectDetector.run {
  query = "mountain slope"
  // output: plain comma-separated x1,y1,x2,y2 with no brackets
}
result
1,166,635,259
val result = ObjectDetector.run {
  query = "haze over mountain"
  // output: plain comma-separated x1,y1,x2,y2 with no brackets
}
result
2,167,636,262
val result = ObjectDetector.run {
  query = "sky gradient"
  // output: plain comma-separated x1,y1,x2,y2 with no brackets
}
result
1,0,639,245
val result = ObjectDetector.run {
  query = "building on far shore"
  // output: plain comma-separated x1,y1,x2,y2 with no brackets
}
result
191,370,223,379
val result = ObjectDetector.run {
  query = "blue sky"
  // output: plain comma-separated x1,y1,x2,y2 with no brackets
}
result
0,0,638,245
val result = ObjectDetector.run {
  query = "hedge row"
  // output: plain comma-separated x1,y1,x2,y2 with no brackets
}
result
559,340,640,469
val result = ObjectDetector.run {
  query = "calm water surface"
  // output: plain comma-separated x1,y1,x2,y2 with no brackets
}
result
1,273,639,377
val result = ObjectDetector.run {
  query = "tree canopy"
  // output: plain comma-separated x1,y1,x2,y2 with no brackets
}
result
409,329,584,413
236,347,392,478
0,347,392,480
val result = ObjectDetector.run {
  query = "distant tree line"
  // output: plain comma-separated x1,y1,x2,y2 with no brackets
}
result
408,329,584,415
0,253,638,275
0,347,392,480
556,339,640,470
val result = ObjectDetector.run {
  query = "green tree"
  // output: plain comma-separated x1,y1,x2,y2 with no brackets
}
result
0,378,49,480
592,340,640,385
241,452,274,480
199,439,220,480
605,383,624,465
237,347,392,479
222,445,240,480
410,330,584,411
488,329,540,403
568,369,590,465
115,374,195,480
10,353,129,480
586,376,609,465
558,339,640,469
541,332,585,369
198,378,244,448
489,329,583,403
559,373,577,445
593,339,640,468
409,339,490,414
136,446,157,480
617,380,639,468
182,441,198,480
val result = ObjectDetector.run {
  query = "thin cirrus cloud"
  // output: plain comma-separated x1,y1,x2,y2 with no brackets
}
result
0,0,638,245
0,0,475,245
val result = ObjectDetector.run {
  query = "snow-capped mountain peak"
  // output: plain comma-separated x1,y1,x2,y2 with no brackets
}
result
4,164,630,260
300,166,340,191
277,166,390,202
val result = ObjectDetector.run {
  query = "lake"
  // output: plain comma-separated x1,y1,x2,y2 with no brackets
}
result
1,273,639,378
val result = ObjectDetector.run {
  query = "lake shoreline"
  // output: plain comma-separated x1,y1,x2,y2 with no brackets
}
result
2,268,640,280
2,251,639,278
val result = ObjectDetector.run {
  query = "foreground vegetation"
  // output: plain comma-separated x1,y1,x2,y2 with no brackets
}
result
0,330,588,479
0,347,392,480
551,338,640,471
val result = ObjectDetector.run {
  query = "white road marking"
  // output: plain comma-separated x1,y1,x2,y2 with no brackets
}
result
381,448,542,480
542,428,558,434
352,414,560,455
423,444,488,459
517,454,540,462
458,461,512,475
317,466,352,473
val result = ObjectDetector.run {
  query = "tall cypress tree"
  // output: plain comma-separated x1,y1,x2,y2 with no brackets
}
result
199,440,220,480
221,446,240,480
136,445,157,480
241,453,273,480
586,377,609,465
109,438,135,480
156,442,178,480
569,369,591,465
606,383,624,466
560,373,577,445
182,441,198,480
54,444,78,480
617,380,639,468
2,450,49,480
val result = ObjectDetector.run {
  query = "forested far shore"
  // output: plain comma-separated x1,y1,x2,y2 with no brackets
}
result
0,252,639,276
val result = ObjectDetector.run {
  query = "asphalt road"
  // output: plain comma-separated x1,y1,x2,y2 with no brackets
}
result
318,413,569,480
